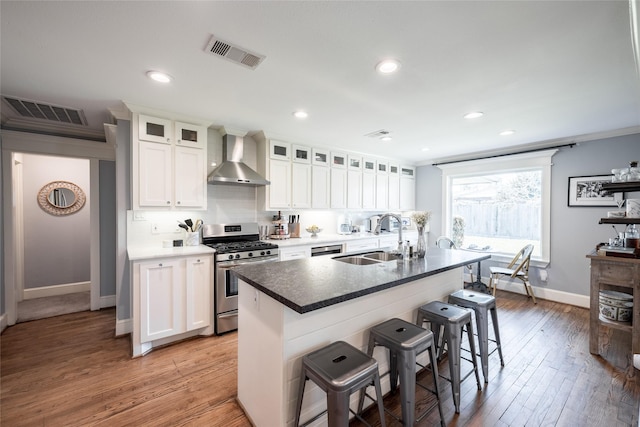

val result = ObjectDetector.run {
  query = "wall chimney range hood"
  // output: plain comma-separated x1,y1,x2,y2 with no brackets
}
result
207,134,270,186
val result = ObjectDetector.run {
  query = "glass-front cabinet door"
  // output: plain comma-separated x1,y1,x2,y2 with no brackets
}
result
292,145,311,164
363,158,376,174
331,152,347,169
270,140,291,161
139,114,172,144
312,148,330,166
175,122,207,149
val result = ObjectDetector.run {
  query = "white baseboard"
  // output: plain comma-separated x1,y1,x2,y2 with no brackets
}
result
24,281,91,300
116,318,132,337
99,295,116,309
494,279,589,308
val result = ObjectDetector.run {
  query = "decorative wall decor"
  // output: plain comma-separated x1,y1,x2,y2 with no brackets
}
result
37,180,86,215
567,175,617,207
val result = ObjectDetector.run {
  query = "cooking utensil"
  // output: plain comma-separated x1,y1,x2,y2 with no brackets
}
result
194,219,203,232
178,223,189,231
185,219,194,231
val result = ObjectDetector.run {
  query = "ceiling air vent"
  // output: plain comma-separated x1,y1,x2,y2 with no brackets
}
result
364,129,392,138
2,96,88,126
205,35,265,70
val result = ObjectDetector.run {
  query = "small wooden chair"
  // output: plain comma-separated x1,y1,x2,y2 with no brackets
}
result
488,244,536,303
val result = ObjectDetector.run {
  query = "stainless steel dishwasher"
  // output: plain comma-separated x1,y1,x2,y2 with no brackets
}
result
311,244,343,257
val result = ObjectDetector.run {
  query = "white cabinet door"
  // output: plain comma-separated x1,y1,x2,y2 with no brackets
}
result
139,260,183,342
185,256,212,331
388,174,400,210
312,166,330,209
292,163,311,208
139,114,172,144
174,146,206,208
269,159,292,209
345,240,378,254
270,140,291,161
138,141,172,207
331,168,348,209
400,167,416,210
347,170,362,209
362,172,376,210
175,121,207,149
376,175,389,210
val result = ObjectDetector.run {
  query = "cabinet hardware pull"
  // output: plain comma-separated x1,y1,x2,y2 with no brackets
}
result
166,201,170,204
159,263,163,267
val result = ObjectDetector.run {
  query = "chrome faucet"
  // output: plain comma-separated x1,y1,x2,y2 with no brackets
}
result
374,213,403,253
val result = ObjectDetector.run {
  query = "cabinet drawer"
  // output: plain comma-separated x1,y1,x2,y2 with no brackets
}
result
597,262,636,285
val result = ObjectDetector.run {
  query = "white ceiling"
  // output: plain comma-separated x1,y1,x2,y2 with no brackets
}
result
1,1,639,164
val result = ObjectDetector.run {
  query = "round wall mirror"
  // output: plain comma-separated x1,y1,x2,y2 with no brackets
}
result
38,181,86,215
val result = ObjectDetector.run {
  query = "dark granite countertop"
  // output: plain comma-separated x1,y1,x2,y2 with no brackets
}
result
231,247,490,314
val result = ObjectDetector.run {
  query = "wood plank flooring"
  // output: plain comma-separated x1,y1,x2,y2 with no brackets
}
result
1,291,638,426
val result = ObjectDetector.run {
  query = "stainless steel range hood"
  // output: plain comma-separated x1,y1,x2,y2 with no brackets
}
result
207,134,270,186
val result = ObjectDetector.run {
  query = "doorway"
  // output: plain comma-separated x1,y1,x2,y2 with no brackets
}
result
2,130,115,328
14,153,91,322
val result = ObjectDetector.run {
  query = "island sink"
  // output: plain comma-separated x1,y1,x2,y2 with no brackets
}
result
363,252,401,261
333,255,382,265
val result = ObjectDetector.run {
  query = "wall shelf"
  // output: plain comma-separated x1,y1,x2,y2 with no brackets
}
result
601,181,640,194
599,218,640,225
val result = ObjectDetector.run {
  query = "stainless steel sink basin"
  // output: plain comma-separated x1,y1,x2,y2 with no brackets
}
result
334,256,382,265
363,252,400,262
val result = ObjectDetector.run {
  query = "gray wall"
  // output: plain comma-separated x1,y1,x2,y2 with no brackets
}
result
99,160,116,297
22,154,91,288
415,133,640,297
116,119,131,321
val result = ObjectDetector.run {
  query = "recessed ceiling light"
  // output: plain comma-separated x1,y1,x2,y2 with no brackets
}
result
421,147,430,152
146,71,172,83
380,136,393,142
500,129,516,136
376,59,400,74
463,111,484,119
293,110,308,119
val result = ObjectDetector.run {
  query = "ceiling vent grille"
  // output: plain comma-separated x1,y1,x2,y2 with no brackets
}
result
205,35,265,70
2,96,88,126
364,129,392,138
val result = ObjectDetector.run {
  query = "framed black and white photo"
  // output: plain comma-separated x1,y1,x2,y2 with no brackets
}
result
567,175,616,207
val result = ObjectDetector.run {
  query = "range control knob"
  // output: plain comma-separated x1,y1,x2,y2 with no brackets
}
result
260,251,266,256
235,254,241,259
228,255,233,260
266,250,271,255
248,252,253,257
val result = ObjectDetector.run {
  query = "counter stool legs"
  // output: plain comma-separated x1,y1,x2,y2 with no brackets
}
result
359,318,446,427
448,289,505,383
294,341,385,427
417,301,482,414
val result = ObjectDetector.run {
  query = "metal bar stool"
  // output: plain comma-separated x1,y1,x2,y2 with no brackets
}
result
416,301,482,413
448,289,504,383
358,318,446,427
294,340,385,427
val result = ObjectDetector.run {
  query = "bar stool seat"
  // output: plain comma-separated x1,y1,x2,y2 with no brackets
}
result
448,289,504,383
359,318,445,427
416,301,482,413
294,341,385,427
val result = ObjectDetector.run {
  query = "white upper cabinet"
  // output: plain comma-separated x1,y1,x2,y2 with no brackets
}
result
400,166,416,210
292,145,311,164
268,159,292,209
347,169,362,209
312,165,331,209
331,168,348,209
270,140,291,161
362,172,376,209
174,121,207,149
363,158,376,174
174,146,206,208
348,155,362,171
292,163,312,208
139,114,172,144
133,112,208,210
388,163,400,210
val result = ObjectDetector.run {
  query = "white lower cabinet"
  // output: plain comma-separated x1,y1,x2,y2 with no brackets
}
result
135,255,212,354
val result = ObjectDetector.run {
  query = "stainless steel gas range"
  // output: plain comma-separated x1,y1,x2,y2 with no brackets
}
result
202,223,279,335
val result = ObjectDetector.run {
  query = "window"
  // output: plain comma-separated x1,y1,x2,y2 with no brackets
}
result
438,150,556,263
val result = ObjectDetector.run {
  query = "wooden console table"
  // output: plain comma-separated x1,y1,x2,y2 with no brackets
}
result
587,252,640,357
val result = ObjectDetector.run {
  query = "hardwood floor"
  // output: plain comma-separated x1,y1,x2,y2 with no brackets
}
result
1,292,638,426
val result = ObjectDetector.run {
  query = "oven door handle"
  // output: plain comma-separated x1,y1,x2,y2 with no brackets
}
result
217,256,279,268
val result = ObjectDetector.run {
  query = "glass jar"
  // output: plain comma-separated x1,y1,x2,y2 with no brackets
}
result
628,161,639,182
624,224,639,249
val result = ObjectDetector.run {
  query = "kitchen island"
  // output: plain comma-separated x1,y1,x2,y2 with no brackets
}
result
232,247,489,426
